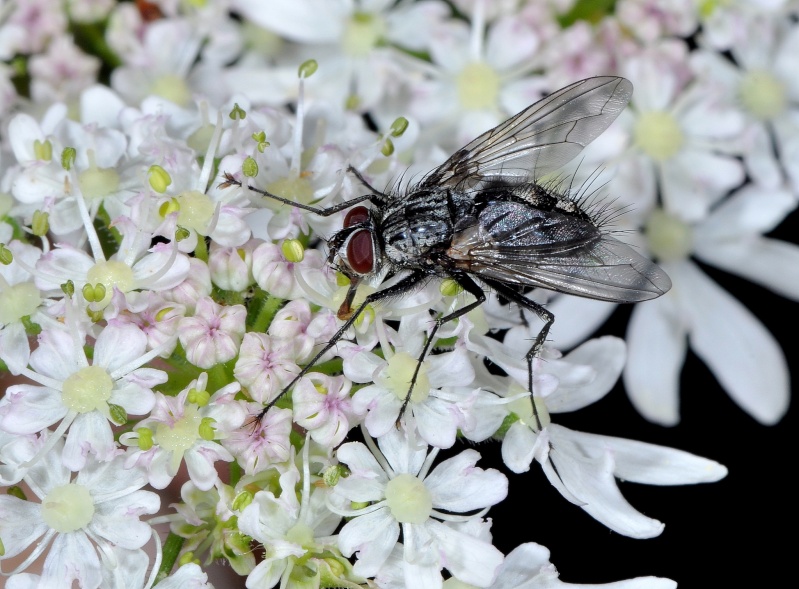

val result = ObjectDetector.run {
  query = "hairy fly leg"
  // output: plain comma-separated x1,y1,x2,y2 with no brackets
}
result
397,271,487,422
254,269,428,422
481,277,554,433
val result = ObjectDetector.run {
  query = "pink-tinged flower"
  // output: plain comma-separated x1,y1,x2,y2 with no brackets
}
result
208,239,257,292
233,332,302,405
107,290,186,357
293,374,363,447
330,426,507,587
28,35,100,103
224,406,293,475
161,257,212,314
122,373,246,491
616,0,698,43
0,0,67,58
178,297,246,369
252,241,326,300
0,434,160,588
0,323,165,473
267,299,333,364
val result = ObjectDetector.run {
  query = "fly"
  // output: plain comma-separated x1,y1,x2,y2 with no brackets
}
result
221,76,672,427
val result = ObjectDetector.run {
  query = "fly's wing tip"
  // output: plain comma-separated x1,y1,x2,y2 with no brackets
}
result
634,266,672,301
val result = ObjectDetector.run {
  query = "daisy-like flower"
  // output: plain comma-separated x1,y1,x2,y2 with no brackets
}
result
122,373,247,491
238,443,353,589
0,321,167,474
0,434,160,589
329,425,507,587
496,337,728,538
624,183,795,425
343,313,477,449
691,15,799,193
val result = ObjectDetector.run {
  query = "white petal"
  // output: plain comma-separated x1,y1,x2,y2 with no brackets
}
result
565,429,727,485
426,449,507,512
695,236,799,301
695,182,795,240
543,295,619,351
545,336,626,413
661,151,744,221
414,399,458,449
677,262,789,424
40,532,102,589
0,497,48,558
94,324,147,372
378,426,429,476
547,425,665,538
501,422,537,474
427,520,505,587
624,291,687,426
338,508,399,576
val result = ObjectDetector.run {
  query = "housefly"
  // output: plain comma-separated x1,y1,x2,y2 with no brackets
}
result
221,76,672,426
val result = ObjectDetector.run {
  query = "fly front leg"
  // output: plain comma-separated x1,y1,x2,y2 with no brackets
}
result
398,272,486,423
481,278,554,432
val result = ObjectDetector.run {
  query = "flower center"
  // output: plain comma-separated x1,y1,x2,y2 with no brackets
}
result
154,404,201,454
384,473,432,524
342,12,385,57
86,260,135,305
384,352,429,404
645,208,693,262
285,522,314,548
0,282,41,325
41,483,95,533
634,111,684,161
78,166,120,201
739,69,786,120
61,365,114,414
509,393,551,431
176,190,216,234
150,73,191,107
457,62,500,111
266,176,314,207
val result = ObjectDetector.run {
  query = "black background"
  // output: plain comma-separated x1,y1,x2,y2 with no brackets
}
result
484,207,797,587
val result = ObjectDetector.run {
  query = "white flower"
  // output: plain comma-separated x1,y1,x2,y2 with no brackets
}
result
238,445,344,589
0,434,160,588
344,314,476,449
498,337,728,538
483,542,676,589
0,323,165,473
624,183,795,425
330,426,507,587
122,373,246,491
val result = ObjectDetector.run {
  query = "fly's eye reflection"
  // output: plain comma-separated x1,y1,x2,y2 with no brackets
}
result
221,76,672,428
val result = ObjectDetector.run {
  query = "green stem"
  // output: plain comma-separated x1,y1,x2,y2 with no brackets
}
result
154,533,185,584
249,291,284,333
194,235,209,262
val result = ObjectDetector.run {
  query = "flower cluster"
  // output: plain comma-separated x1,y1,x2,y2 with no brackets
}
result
0,1,795,588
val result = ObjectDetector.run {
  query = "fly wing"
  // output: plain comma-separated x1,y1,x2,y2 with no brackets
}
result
447,202,671,302
422,77,633,189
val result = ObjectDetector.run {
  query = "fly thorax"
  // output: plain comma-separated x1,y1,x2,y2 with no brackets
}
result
381,189,453,265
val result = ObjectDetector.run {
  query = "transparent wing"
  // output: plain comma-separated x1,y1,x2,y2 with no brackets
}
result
422,77,633,189
447,202,671,302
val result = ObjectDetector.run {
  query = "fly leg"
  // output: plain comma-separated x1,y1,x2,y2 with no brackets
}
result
398,271,486,422
480,278,554,432
255,270,428,423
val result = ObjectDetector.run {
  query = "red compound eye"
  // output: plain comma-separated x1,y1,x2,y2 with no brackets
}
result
344,206,370,228
346,229,374,274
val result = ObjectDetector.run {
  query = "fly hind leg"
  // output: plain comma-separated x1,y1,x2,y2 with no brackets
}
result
481,278,554,432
